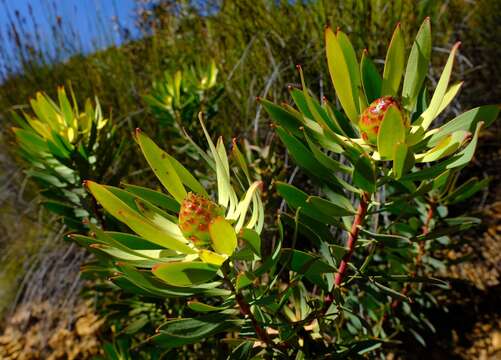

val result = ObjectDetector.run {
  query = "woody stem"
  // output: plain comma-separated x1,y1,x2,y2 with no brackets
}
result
221,263,279,349
322,192,370,314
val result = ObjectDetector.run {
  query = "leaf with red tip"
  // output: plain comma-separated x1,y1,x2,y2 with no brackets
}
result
135,130,187,203
360,50,382,103
419,42,461,130
86,181,196,254
403,17,432,111
382,23,405,97
325,27,359,123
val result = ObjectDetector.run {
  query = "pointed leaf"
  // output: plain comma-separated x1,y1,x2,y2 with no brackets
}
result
393,142,414,179
135,130,187,203
152,261,219,287
419,42,461,129
86,181,195,254
377,105,406,159
325,27,359,123
360,50,382,103
381,24,405,96
353,155,376,193
209,216,237,256
402,18,432,110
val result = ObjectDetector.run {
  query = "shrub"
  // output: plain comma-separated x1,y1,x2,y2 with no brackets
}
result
11,18,499,359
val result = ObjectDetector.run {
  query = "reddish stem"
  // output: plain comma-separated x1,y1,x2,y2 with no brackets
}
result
222,264,284,351
334,192,370,286
318,193,370,317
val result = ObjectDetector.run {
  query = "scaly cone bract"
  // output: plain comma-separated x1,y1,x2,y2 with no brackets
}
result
178,192,225,248
359,96,404,144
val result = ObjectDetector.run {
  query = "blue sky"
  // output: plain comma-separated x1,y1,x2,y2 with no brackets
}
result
0,0,141,76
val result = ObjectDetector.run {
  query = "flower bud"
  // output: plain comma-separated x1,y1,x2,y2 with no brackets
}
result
178,192,225,248
359,96,402,144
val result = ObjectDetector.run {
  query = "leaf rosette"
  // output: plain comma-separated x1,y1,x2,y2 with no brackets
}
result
81,118,264,289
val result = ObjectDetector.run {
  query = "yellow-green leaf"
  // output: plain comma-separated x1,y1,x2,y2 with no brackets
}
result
382,24,405,96
135,130,187,203
209,216,237,256
393,142,414,179
419,130,469,162
325,27,359,123
86,181,196,254
377,105,406,159
419,42,461,130
199,249,227,266
152,261,219,287
402,18,432,110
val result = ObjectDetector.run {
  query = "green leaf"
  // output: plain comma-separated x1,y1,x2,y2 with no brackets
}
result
304,132,352,174
86,181,196,254
117,264,228,297
415,216,481,241
254,218,283,277
275,127,329,178
57,87,74,127
419,130,469,162
231,139,251,183
337,31,361,112
121,183,180,213
135,129,187,203
228,341,253,360
236,273,253,291
199,249,227,265
153,261,219,287
445,121,483,169
166,152,208,197
393,142,414,179
325,27,359,123
275,182,341,225
360,50,382,103
281,248,336,290
419,42,461,130
372,281,410,302
209,216,237,256
427,105,500,147
436,81,463,116
377,105,406,159
308,195,356,217
359,228,411,248
106,231,164,250
152,314,242,348
239,229,261,257
187,301,228,313
12,128,49,153
41,200,75,217
352,155,376,193
290,88,313,119
445,177,489,204
261,99,303,137
402,18,432,111
123,315,149,335
381,24,405,96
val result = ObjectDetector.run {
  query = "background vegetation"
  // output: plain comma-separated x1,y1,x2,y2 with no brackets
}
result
0,0,500,358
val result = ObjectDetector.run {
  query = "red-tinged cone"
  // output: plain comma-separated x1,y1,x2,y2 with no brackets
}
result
359,96,402,144
178,192,225,248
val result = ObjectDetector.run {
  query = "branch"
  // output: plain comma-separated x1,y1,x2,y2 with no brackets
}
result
321,192,370,316
221,263,284,351
334,192,371,286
